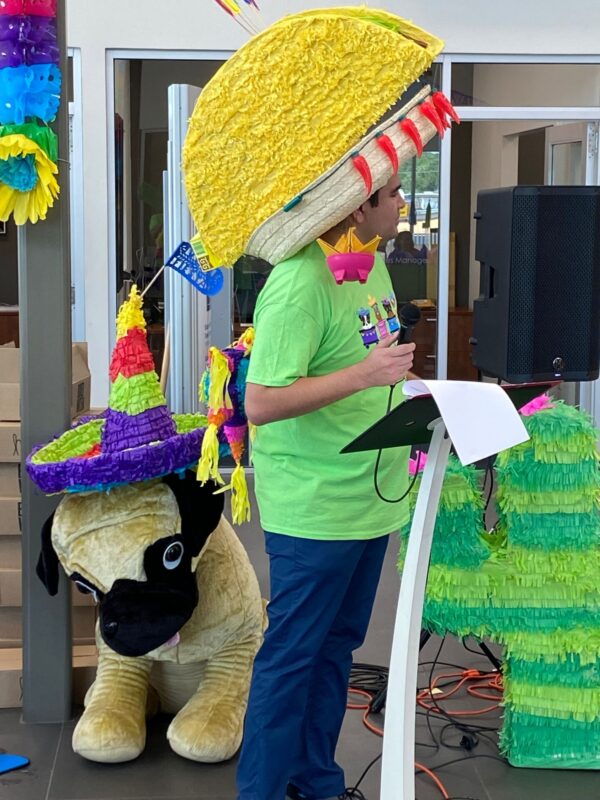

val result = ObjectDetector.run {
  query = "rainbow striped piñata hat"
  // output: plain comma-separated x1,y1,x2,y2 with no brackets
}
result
26,287,220,495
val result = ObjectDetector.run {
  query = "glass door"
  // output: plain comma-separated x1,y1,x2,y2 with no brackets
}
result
546,122,599,185
545,121,600,420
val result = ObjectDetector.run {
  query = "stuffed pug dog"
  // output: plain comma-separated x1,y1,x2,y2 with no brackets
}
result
36,472,263,764
27,287,263,763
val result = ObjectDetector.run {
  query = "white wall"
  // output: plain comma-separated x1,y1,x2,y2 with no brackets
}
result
65,0,600,405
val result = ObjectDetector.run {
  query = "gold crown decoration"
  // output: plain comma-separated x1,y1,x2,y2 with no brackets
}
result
183,7,451,268
317,228,381,258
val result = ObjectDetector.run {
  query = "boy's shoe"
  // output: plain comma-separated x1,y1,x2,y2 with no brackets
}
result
286,784,312,800
286,784,366,800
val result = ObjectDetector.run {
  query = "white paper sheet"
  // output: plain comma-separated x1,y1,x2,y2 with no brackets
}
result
403,380,529,465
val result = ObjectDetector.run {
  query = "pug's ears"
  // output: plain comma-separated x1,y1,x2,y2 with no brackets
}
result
162,470,224,556
36,512,60,596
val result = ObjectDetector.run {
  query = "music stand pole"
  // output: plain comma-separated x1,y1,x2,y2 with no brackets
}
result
380,417,451,800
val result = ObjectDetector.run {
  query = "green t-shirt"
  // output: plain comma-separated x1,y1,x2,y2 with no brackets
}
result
247,240,410,539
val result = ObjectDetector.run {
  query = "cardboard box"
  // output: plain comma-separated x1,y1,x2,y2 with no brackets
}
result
0,605,97,649
0,644,98,708
0,567,95,607
0,536,20,569
0,497,21,535
0,411,97,463
0,463,20,496
0,422,21,463
0,342,91,422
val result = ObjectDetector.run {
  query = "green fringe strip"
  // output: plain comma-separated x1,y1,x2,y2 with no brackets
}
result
502,512,600,551
507,655,600,689
500,545,600,583
425,559,600,605
504,680,600,723
109,371,166,415
500,708,600,768
423,600,600,636
496,401,599,466
31,419,104,465
502,629,600,664
400,456,488,570
174,413,209,434
496,485,598,515
496,454,599,492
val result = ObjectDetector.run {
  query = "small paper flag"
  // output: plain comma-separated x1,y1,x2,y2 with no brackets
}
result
165,242,224,296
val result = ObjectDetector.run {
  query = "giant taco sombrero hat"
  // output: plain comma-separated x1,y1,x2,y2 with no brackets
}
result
26,287,219,494
183,6,457,268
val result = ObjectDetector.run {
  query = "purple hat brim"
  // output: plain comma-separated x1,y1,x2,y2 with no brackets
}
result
26,413,226,494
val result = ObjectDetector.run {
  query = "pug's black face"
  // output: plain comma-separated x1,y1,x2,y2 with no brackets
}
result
72,535,199,657
36,473,226,657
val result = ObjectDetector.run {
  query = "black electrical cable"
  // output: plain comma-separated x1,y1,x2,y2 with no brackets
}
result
351,753,381,794
482,456,495,527
349,635,504,794
461,637,502,671
415,753,507,774
422,636,502,753
373,385,423,504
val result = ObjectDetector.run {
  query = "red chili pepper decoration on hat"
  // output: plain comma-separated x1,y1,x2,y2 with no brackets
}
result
351,154,372,196
399,118,424,157
432,91,461,125
431,92,460,127
375,134,399,173
420,100,446,137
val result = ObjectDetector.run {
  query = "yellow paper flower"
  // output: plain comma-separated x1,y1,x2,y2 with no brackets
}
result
0,133,60,225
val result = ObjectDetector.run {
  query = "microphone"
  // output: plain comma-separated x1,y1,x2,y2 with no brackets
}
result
398,302,421,343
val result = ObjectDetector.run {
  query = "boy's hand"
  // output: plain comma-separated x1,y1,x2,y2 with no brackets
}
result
355,332,415,388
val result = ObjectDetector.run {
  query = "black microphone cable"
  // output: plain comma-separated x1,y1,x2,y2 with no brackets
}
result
373,302,423,504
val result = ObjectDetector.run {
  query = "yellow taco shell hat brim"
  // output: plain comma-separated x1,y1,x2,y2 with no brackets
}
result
183,7,444,267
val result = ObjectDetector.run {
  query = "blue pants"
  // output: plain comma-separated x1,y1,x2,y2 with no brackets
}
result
236,531,389,800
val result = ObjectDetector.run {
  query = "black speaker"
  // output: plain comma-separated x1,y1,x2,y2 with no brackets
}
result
472,185,600,383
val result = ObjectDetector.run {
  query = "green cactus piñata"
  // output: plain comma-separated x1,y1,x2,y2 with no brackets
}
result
400,400,600,768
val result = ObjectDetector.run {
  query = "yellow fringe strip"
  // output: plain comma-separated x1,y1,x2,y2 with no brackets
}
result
116,285,146,339
207,347,233,412
236,326,255,354
212,463,251,524
231,463,251,524
197,423,224,485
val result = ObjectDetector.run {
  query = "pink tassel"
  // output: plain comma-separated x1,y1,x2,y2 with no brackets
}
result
432,91,461,125
399,118,423,157
375,134,399,173
351,154,373,196
420,100,446,137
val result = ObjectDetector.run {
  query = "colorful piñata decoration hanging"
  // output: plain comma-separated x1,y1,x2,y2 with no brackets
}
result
0,0,61,224
198,328,254,524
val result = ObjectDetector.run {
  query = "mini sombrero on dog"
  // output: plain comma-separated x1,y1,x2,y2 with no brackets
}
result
183,6,458,268
26,287,215,494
